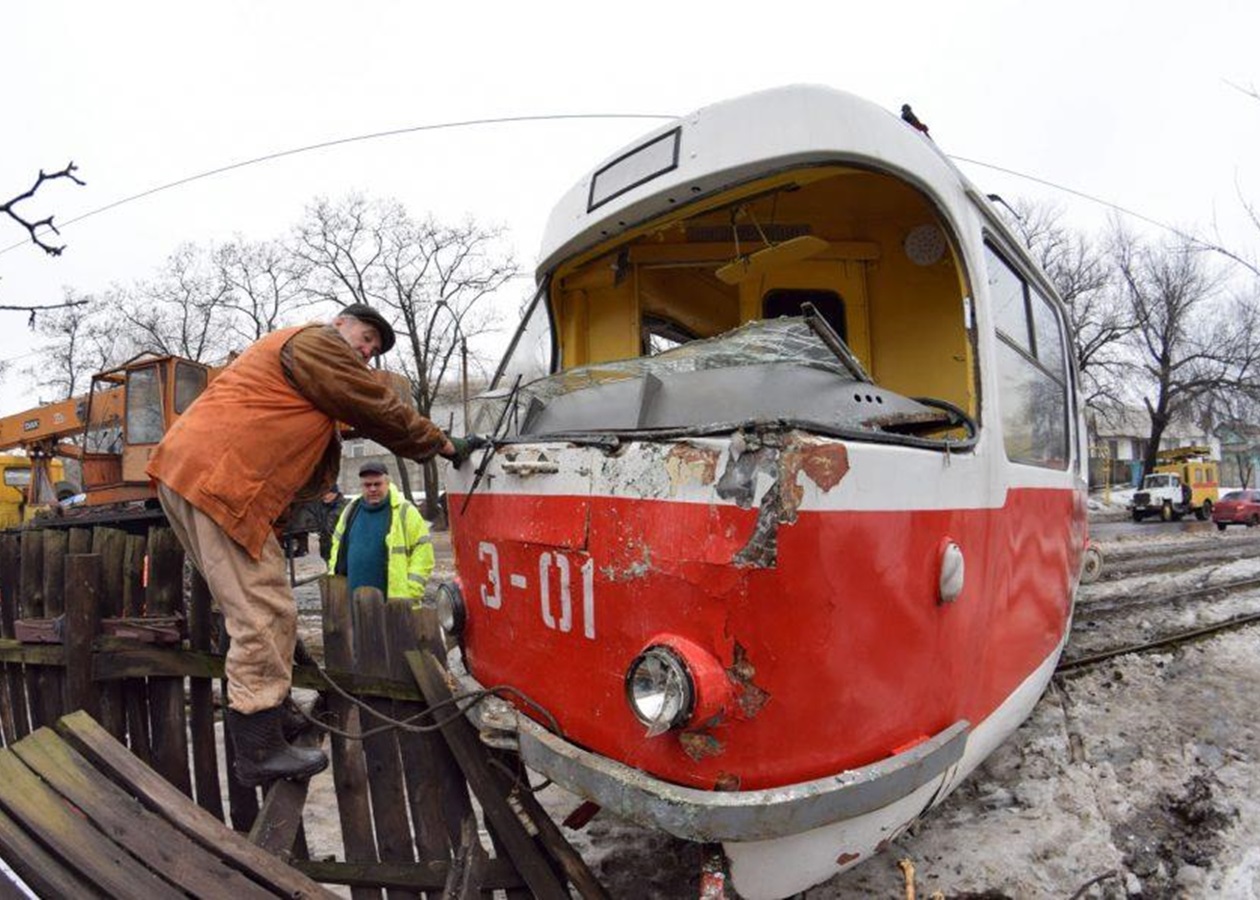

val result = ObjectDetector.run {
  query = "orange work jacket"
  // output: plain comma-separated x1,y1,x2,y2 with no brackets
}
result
147,326,337,560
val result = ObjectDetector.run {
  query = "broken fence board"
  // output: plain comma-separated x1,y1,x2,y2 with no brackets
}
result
89,526,128,740
290,858,526,892
0,802,108,900
62,554,102,719
353,591,417,900
0,746,186,900
408,649,570,900
54,711,335,899
321,576,381,900
13,726,266,899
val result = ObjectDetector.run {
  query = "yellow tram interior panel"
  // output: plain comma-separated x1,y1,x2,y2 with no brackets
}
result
552,166,975,419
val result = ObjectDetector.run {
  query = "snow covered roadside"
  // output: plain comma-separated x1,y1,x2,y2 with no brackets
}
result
288,525,1260,899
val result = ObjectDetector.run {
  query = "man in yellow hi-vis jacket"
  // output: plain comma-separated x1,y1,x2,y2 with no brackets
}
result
329,461,434,604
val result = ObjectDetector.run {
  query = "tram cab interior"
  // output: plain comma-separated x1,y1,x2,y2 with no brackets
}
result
546,165,975,426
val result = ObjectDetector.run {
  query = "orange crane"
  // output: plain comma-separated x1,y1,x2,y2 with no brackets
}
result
0,353,216,529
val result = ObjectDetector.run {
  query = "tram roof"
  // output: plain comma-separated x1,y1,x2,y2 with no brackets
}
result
536,85,980,280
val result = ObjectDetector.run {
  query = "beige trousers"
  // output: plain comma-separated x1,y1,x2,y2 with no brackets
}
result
158,483,295,715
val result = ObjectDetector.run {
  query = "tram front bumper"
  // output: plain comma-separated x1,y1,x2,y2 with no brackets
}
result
457,669,969,843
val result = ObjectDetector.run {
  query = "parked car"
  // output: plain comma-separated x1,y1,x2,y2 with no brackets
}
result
1211,489,1260,530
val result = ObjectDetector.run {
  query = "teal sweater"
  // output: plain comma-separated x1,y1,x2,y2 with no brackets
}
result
344,499,390,595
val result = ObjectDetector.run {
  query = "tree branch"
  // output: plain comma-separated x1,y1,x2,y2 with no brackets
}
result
1,162,86,257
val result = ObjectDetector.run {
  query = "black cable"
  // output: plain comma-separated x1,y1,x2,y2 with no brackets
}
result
0,112,677,257
299,658,564,743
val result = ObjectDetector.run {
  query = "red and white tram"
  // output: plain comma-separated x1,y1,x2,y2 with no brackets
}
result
438,85,1088,898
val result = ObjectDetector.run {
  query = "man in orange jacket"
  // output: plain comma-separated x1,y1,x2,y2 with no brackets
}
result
148,304,468,786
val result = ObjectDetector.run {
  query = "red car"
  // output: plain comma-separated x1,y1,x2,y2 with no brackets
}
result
1212,490,1260,530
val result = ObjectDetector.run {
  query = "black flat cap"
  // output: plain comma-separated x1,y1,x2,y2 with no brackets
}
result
338,304,397,354
358,461,389,477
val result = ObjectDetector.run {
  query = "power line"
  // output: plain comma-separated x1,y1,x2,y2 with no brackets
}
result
1,112,1236,261
0,112,678,257
949,154,1196,242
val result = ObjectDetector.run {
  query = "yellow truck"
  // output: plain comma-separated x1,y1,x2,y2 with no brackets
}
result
0,454,68,528
1128,445,1219,522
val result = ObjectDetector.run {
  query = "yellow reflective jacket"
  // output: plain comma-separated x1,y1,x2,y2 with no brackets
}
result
328,484,434,603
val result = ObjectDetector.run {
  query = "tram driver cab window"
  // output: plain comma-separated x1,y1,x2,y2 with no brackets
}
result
987,243,1071,470
763,289,847,341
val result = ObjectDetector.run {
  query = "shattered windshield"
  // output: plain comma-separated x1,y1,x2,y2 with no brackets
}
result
524,316,853,405
480,316,973,449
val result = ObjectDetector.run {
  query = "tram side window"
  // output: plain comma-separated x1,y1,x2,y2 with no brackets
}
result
986,244,1069,470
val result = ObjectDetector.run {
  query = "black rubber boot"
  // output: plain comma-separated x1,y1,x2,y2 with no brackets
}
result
227,706,328,787
280,695,312,742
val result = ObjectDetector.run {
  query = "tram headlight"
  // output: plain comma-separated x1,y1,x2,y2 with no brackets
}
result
625,646,694,738
435,581,466,636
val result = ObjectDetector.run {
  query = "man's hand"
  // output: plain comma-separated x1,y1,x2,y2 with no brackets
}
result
441,435,489,469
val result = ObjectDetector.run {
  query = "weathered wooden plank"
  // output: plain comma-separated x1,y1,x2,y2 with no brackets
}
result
0,640,64,665
322,576,382,900
67,526,93,557
408,650,570,900
0,801,108,899
13,726,268,898
0,532,23,745
290,857,526,891
145,526,191,796
40,529,67,617
443,815,480,899
90,526,128,739
17,528,43,618
12,616,62,643
121,531,147,616
120,529,151,762
248,723,328,857
354,590,417,900
62,554,102,717
388,601,468,871
94,643,421,697
496,751,612,900
188,570,224,821
124,673,154,765
0,746,187,899
19,531,61,730
55,711,337,899
101,615,183,642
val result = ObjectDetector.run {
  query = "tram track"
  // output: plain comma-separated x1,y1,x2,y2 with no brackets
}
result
1063,528,1260,670
1057,610,1260,674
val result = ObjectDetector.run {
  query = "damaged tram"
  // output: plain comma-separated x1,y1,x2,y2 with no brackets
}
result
439,86,1087,899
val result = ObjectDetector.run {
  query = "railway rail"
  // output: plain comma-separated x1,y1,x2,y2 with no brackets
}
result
1057,610,1260,674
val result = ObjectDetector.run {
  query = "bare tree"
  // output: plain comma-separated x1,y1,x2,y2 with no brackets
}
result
23,288,132,400
214,236,313,343
122,243,234,361
1115,227,1260,477
296,195,516,520
1002,199,1133,417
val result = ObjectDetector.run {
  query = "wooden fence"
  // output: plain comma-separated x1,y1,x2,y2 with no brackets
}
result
0,525,607,898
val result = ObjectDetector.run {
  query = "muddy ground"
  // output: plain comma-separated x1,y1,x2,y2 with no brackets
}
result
289,508,1260,899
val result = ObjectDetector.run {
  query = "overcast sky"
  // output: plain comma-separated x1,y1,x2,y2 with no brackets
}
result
2,1,1256,417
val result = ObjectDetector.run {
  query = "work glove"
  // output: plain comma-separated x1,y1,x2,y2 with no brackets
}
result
446,433,478,468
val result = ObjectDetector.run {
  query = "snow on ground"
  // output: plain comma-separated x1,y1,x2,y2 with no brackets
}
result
288,512,1260,900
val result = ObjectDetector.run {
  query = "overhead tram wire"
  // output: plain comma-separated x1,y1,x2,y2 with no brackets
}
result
0,112,678,258
948,154,1196,242
0,112,1231,259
